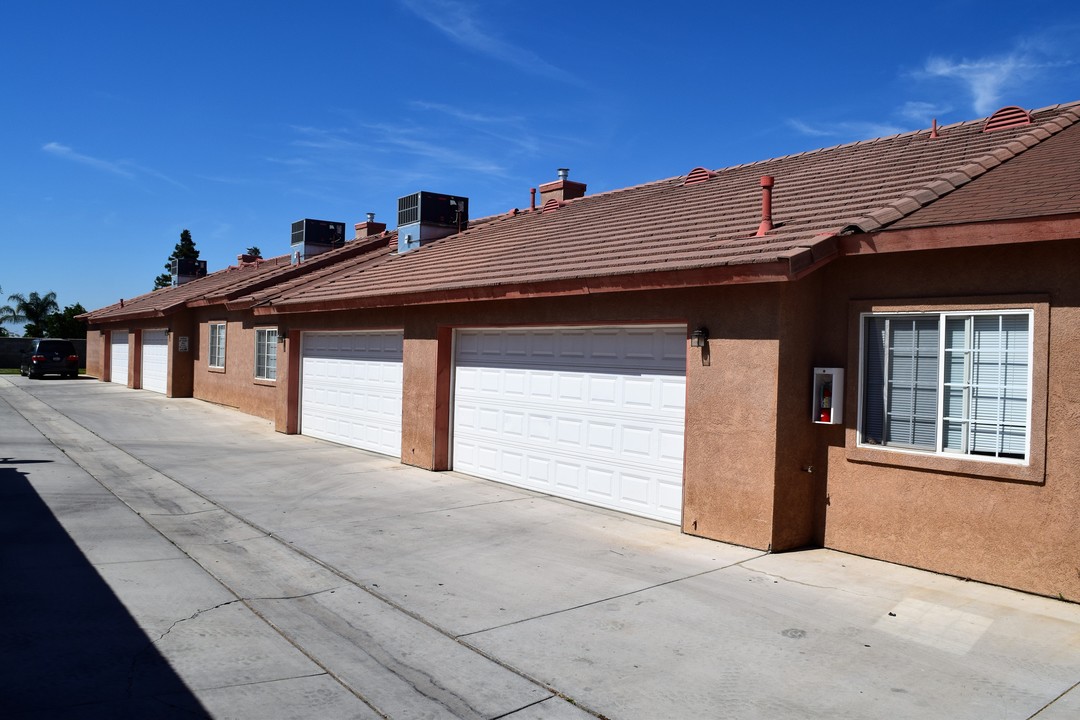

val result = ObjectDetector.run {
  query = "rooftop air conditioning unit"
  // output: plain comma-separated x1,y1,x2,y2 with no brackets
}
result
170,258,207,286
396,191,468,254
291,219,345,261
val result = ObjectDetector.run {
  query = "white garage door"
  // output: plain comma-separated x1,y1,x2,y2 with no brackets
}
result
110,331,129,386
141,329,168,395
300,331,404,458
453,326,686,524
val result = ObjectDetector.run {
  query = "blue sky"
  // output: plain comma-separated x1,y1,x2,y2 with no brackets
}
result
3,0,1079,334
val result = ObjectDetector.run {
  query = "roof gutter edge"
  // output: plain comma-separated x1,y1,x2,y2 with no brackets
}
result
254,262,800,315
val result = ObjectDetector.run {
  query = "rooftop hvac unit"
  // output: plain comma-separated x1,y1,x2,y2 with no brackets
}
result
396,191,468,254
291,219,345,261
170,258,207,286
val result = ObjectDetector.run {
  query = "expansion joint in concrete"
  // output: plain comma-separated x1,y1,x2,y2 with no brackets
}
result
457,551,770,639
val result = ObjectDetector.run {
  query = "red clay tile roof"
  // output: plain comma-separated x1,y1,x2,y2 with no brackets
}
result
257,101,1080,314
82,255,294,323
82,235,391,324
84,101,1080,322
889,107,1080,229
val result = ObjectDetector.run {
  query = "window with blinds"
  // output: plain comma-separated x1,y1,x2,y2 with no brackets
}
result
209,323,226,369
860,311,1031,462
255,328,277,380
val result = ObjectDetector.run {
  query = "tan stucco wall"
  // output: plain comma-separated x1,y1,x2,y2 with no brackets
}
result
817,240,1080,601
771,278,829,551
85,330,106,379
191,309,278,421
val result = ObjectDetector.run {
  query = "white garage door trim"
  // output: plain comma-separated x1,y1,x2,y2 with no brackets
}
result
141,329,169,395
453,325,686,524
300,331,404,458
110,331,129,386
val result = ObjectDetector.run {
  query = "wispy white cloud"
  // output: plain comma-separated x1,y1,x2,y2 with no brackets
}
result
398,0,583,86
361,121,507,174
918,35,1076,115
897,100,950,125
786,119,905,139
409,101,523,125
42,141,187,189
42,142,134,178
786,119,833,137
409,100,539,155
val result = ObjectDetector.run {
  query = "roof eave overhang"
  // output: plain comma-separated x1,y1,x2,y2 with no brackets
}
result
253,258,806,316
84,308,168,327
840,212,1080,255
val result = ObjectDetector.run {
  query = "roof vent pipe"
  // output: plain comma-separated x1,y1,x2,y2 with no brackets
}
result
756,175,775,237
530,188,536,211
557,168,569,181
930,118,940,139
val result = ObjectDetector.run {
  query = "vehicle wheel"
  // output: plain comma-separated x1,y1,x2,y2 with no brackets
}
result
28,372,41,379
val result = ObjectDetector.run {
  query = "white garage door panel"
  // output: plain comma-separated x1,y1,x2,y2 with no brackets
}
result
141,330,168,394
110,331,130,386
453,326,686,524
301,331,403,458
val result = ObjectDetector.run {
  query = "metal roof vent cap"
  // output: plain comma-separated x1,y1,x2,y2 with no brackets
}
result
755,175,775,237
983,106,1032,132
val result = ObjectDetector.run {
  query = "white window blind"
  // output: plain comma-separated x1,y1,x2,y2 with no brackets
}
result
255,328,277,380
209,323,226,368
861,311,1030,462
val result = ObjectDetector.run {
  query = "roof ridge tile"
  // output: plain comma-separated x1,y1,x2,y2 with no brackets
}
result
839,108,1080,235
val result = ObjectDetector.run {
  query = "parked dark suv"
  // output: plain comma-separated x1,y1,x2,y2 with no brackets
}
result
20,339,81,379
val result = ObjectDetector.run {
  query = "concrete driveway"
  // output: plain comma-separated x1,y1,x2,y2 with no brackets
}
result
2,375,1079,719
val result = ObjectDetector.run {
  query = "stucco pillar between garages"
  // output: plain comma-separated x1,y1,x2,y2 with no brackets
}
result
400,319,452,471
681,288,785,551
86,329,106,380
276,328,301,435
769,279,828,551
168,311,196,398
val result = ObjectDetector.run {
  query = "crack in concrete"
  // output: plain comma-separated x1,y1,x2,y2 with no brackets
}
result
457,551,770,639
145,508,218,517
737,562,879,598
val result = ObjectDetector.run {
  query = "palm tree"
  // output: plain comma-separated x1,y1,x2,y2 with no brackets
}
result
0,285,15,336
7,290,59,337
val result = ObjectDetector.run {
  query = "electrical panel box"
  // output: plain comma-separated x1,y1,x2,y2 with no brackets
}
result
812,367,844,425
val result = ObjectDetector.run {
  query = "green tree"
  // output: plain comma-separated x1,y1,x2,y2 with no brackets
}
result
43,302,87,339
246,246,262,258
7,290,60,337
154,228,200,289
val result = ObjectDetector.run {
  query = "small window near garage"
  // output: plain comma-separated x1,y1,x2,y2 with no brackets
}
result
859,310,1032,463
209,323,226,369
255,328,277,381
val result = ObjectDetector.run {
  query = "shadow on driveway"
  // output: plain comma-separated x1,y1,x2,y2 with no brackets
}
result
0,462,209,718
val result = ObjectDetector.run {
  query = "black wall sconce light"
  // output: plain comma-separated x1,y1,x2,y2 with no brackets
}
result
690,327,709,348
277,329,288,343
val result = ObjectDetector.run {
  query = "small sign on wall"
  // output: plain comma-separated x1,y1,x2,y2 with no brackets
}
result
178,336,189,352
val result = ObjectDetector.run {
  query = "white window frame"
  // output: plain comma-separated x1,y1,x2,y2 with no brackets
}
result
857,309,1033,466
208,322,226,369
255,328,278,381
